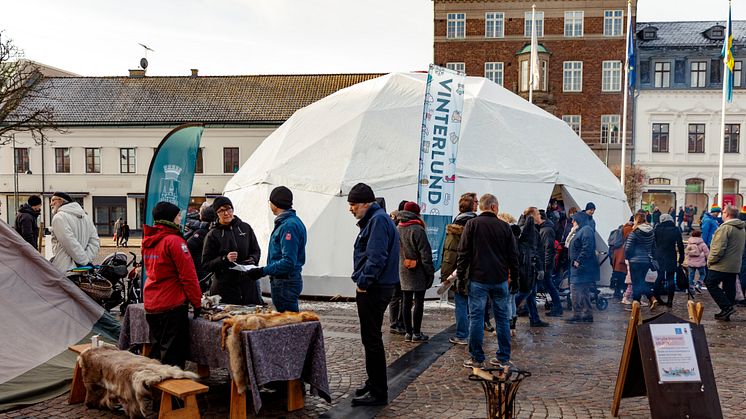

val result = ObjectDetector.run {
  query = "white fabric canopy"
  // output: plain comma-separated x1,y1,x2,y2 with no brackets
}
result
225,72,631,296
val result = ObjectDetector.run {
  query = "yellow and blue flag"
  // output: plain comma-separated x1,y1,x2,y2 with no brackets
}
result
722,1,734,102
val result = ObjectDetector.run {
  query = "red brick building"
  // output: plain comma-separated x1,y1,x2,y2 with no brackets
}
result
433,0,636,166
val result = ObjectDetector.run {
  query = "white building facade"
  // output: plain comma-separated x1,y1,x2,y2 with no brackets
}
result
634,21,746,217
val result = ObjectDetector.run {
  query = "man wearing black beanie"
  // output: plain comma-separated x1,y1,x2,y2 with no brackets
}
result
246,185,308,312
347,182,400,407
142,201,202,368
14,195,43,250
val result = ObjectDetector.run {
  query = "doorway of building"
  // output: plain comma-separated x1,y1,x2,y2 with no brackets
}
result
93,197,127,236
641,191,675,214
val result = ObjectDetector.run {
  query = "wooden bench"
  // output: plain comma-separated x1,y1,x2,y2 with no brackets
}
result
68,344,209,419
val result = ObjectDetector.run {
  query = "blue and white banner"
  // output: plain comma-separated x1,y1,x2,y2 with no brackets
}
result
417,64,466,271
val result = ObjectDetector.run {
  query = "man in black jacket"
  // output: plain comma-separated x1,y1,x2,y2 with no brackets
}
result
457,194,519,369
187,205,216,291
538,210,562,316
652,213,685,309
14,195,42,250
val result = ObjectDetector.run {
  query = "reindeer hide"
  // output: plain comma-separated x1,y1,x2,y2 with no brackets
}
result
221,311,320,394
78,344,199,418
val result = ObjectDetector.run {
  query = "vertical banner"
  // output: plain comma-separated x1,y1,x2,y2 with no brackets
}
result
417,64,466,271
142,123,204,286
144,123,204,228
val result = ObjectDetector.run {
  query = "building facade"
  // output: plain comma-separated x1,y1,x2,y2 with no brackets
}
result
1,73,381,233
433,0,635,166
634,21,746,216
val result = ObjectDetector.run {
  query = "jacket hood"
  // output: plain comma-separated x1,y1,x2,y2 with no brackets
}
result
142,224,181,249
397,210,420,224
688,236,704,245
572,211,591,227
214,215,244,229
446,223,464,235
18,203,40,217
453,211,477,226
636,224,654,234
56,201,85,218
724,218,746,229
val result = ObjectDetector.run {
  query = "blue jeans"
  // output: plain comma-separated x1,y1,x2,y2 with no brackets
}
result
270,278,303,312
454,292,469,339
468,281,511,364
688,266,706,286
514,284,540,324
629,262,653,302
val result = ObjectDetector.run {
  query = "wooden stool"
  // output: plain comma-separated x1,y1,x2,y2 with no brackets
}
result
154,379,209,419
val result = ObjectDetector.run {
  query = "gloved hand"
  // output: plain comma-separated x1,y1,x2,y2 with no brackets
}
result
536,271,544,282
245,267,265,281
193,307,202,319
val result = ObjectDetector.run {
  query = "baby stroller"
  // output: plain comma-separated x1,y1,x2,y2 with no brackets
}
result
540,249,608,312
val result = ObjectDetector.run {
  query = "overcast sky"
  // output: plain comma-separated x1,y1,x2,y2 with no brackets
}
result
0,0,742,76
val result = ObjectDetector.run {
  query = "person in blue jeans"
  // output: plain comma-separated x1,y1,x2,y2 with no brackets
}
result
247,186,307,312
514,208,549,327
624,212,656,305
456,194,519,368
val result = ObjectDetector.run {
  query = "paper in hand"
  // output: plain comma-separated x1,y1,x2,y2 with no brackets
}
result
230,264,258,272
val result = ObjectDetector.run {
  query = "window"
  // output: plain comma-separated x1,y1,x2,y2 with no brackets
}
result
688,124,705,153
601,115,621,144
686,178,705,193
120,148,136,173
654,62,671,88
485,12,504,38
446,62,465,73
604,10,624,36
520,60,529,92
447,13,465,39
602,61,622,91
14,148,29,173
485,62,504,85
735,61,742,87
562,115,582,137
723,179,739,193
725,124,740,153
55,148,70,173
643,28,657,40
224,147,239,173
524,11,544,37
652,123,669,152
690,61,707,87
649,178,671,185
195,148,204,173
85,148,100,173
563,61,583,92
564,11,583,37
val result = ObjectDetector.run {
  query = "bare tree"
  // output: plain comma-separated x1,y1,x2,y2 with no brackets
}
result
611,165,647,211
0,31,63,146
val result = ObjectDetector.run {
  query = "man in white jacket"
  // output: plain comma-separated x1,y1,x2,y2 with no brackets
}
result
49,192,100,273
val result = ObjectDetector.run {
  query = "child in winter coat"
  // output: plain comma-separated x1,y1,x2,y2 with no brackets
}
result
685,230,709,293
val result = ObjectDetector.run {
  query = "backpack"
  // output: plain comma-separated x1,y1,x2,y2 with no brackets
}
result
686,242,701,258
607,225,624,251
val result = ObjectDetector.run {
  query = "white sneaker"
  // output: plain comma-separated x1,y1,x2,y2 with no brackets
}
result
621,297,632,305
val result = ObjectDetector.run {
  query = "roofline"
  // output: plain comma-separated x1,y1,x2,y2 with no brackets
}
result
0,121,286,128
38,72,388,80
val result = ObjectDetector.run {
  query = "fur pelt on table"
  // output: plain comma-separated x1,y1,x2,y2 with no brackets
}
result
221,311,320,394
77,344,199,418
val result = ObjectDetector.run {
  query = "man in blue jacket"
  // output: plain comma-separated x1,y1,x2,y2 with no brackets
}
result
348,182,399,407
247,186,307,312
701,207,721,247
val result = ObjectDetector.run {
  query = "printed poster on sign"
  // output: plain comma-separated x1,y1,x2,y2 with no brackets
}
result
649,323,701,383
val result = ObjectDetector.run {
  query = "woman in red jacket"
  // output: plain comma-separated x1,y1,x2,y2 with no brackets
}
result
142,201,202,368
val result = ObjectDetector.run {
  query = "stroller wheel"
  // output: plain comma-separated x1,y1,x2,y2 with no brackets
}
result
544,301,553,311
596,297,609,311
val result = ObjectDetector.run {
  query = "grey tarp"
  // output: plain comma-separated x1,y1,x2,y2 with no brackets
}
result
0,222,119,412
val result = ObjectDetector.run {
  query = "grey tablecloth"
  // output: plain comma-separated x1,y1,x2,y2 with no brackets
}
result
118,304,330,413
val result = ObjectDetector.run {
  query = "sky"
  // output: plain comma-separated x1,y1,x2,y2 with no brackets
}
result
0,0,743,77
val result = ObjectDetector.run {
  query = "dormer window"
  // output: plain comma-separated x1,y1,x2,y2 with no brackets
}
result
706,25,726,40
642,28,658,40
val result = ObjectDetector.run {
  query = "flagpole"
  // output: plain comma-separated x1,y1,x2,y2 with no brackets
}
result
718,0,731,209
620,0,632,191
529,4,536,104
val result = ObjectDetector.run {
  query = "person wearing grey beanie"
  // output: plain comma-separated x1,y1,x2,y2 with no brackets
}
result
651,210,685,310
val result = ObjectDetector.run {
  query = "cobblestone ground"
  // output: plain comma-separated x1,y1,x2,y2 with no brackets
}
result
3,247,745,418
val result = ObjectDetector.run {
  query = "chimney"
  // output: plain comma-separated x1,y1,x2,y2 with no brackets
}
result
190,69,199,78
128,69,145,78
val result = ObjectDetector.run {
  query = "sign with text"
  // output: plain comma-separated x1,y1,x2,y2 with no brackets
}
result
650,324,701,383
417,64,465,271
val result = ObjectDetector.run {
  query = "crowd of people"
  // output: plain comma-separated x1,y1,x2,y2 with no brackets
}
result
8,185,746,409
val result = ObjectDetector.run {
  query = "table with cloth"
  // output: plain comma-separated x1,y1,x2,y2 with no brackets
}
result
118,304,331,416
